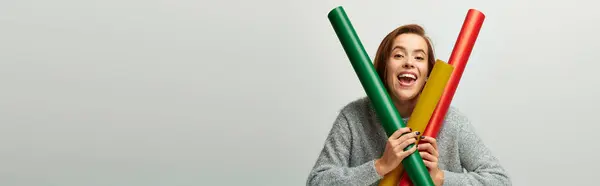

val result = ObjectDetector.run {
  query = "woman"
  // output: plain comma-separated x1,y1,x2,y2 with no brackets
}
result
306,24,511,186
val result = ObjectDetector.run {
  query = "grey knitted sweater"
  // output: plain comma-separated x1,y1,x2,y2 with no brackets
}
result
306,97,511,186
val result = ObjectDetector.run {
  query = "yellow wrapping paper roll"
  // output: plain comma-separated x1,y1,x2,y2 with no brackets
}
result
379,60,454,186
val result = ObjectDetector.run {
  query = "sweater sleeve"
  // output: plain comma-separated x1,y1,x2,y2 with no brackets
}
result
306,111,382,186
442,118,512,186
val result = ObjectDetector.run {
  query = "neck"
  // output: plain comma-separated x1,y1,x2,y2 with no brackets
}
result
394,98,417,118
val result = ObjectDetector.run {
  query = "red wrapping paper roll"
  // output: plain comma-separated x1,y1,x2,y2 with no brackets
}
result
398,9,485,186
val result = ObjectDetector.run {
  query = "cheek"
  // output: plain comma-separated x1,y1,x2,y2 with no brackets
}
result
386,70,396,87
418,77,427,86
385,63,398,81
419,64,429,79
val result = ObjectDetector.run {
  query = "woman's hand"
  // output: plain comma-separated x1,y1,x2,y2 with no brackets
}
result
375,127,419,176
418,136,444,186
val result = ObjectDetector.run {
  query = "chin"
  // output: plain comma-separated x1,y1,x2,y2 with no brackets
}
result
394,91,418,102
389,80,422,102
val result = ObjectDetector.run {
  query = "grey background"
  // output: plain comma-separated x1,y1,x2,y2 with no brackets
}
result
1,0,598,185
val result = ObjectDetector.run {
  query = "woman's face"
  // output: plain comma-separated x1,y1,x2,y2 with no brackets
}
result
385,33,430,103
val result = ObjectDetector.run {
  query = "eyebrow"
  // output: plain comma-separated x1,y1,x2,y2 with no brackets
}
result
391,46,427,55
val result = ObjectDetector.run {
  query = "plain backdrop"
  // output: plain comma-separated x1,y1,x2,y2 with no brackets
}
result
1,0,599,185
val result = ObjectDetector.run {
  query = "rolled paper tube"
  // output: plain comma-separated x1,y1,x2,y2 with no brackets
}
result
399,9,485,186
399,174,411,186
379,60,454,186
423,9,485,139
326,6,434,186
380,168,404,186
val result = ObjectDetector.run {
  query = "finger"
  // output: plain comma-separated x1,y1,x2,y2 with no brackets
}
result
417,143,434,155
420,136,438,151
393,137,417,152
419,151,438,163
422,159,437,169
390,132,411,147
390,127,412,140
397,143,418,159
418,138,439,157
397,131,420,143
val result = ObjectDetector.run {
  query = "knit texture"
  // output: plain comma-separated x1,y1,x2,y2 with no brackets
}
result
306,97,511,186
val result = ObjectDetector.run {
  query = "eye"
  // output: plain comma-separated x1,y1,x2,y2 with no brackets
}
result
394,54,404,59
415,56,425,61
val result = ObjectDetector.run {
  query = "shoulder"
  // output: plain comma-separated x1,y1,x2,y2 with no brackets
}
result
336,96,374,124
444,106,471,126
339,96,372,115
437,106,474,138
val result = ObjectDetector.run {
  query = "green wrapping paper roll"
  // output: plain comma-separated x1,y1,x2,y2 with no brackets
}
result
327,6,434,186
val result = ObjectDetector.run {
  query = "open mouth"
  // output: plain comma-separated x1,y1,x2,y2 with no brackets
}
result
397,72,417,87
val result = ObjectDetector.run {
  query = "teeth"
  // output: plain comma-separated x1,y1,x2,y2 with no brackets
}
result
398,73,416,80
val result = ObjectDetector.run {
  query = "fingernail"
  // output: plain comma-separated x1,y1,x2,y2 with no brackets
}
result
415,131,420,135
420,136,425,139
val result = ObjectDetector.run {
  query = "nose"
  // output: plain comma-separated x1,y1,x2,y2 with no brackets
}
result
402,58,415,69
